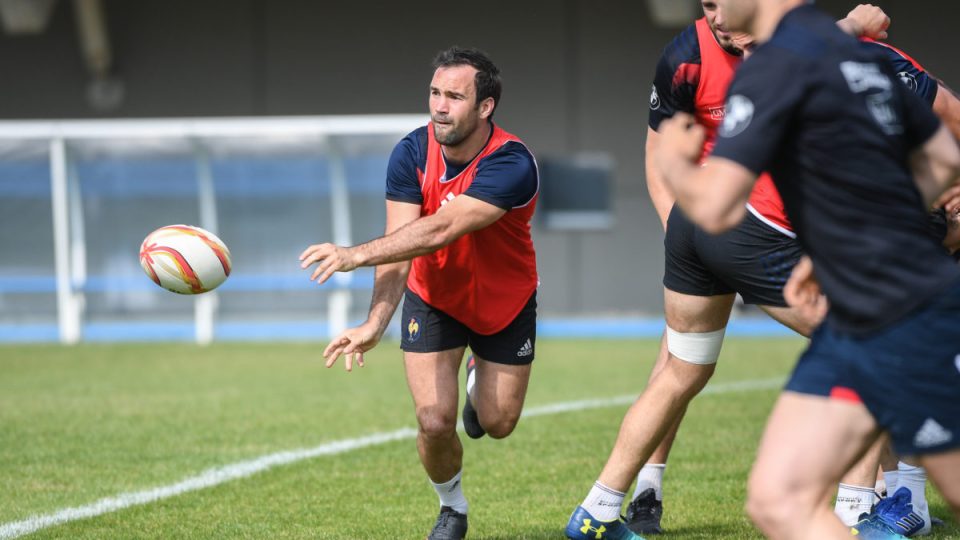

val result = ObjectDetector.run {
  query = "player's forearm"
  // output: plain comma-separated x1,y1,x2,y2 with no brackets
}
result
645,131,674,230
352,215,453,267
661,157,747,234
835,17,862,37
913,126,960,208
365,261,411,337
933,83,960,142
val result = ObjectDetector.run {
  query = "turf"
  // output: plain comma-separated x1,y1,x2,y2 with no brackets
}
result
0,339,956,538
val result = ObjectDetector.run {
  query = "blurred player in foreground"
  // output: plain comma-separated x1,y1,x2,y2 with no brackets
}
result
300,46,539,540
654,0,960,538
563,4,890,539
780,40,960,536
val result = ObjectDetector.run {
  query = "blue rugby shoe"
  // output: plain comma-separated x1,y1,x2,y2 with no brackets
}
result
853,487,924,538
565,506,645,540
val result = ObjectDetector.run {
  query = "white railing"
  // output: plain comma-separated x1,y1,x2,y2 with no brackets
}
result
0,115,426,344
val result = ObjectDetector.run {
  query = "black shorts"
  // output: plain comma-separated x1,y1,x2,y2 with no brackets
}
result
663,205,802,306
399,288,537,365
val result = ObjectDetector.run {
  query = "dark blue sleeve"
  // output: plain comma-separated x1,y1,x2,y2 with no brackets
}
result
649,25,699,131
898,73,942,151
711,50,808,175
385,127,426,204
866,41,938,105
464,142,538,210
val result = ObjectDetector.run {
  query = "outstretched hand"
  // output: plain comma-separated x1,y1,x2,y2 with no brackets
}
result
300,243,359,284
323,321,382,371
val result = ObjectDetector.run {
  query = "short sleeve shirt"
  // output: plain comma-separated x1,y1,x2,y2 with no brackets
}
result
385,126,538,210
711,5,958,335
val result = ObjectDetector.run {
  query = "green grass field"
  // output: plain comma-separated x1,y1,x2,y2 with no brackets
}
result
1,339,957,539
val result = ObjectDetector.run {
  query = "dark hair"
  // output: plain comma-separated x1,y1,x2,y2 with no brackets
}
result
432,46,502,116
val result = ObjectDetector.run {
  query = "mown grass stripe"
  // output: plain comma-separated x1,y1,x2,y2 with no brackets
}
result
0,377,783,539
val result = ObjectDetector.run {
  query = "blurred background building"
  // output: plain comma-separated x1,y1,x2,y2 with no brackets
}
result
1,0,956,342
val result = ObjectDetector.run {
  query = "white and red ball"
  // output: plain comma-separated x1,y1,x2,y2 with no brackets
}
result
139,225,232,294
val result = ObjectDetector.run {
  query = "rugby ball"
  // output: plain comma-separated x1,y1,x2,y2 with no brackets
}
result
139,225,231,294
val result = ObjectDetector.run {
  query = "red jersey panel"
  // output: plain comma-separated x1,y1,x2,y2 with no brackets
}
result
694,17,740,162
652,18,792,232
406,124,538,335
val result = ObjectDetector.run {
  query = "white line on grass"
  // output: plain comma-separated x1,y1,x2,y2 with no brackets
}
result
0,377,783,539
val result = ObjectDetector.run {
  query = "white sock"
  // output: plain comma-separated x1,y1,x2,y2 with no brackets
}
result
633,464,666,501
431,470,468,514
834,483,877,526
882,470,898,497
582,481,625,522
897,462,931,533
466,363,477,401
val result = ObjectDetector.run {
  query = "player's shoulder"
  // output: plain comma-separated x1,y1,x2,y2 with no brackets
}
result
400,125,429,152
387,126,429,180
392,125,429,163
764,5,848,63
859,39,924,71
479,140,537,172
659,22,701,69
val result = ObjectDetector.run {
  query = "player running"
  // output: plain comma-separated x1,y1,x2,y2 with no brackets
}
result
655,0,960,538
300,47,539,540
564,4,889,539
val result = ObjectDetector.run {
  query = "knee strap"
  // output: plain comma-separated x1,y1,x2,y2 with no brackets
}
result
666,325,726,365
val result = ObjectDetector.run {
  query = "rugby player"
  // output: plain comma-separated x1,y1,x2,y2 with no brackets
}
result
655,0,960,538
300,47,539,540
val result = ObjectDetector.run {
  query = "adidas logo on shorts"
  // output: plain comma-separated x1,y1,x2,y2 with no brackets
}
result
516,339,533,357
913,418,953,448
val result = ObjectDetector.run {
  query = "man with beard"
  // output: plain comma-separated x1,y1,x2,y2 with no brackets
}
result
300,46,539,540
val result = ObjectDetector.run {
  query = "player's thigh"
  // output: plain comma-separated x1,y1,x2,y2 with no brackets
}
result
664,287,736,332
470,356,532,417
404,348,467,420
399,288,471,416
920,450,960,511
751,391,880,500
468,291,536,414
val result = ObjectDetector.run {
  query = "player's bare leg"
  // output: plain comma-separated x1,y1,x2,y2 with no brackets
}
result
833,437,885,525
920,451,960,518
747,392,880,540
624,300,817,533
468,356,531,439
625,331,689,534
405,347,467,482
565,291,732,539
599,290,733,492
645,332,685,467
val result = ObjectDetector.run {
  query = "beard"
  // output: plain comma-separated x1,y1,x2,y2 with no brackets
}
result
432,114,478,146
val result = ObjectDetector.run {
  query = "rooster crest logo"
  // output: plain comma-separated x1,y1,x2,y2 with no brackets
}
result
406,317,421,342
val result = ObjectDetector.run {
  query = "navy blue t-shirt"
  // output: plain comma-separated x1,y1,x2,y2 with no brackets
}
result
385,125,538,210
863,40,938,106
648,23,703,131
711,5,959,335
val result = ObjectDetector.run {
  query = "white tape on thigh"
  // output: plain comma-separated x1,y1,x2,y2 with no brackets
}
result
666,326,726,365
